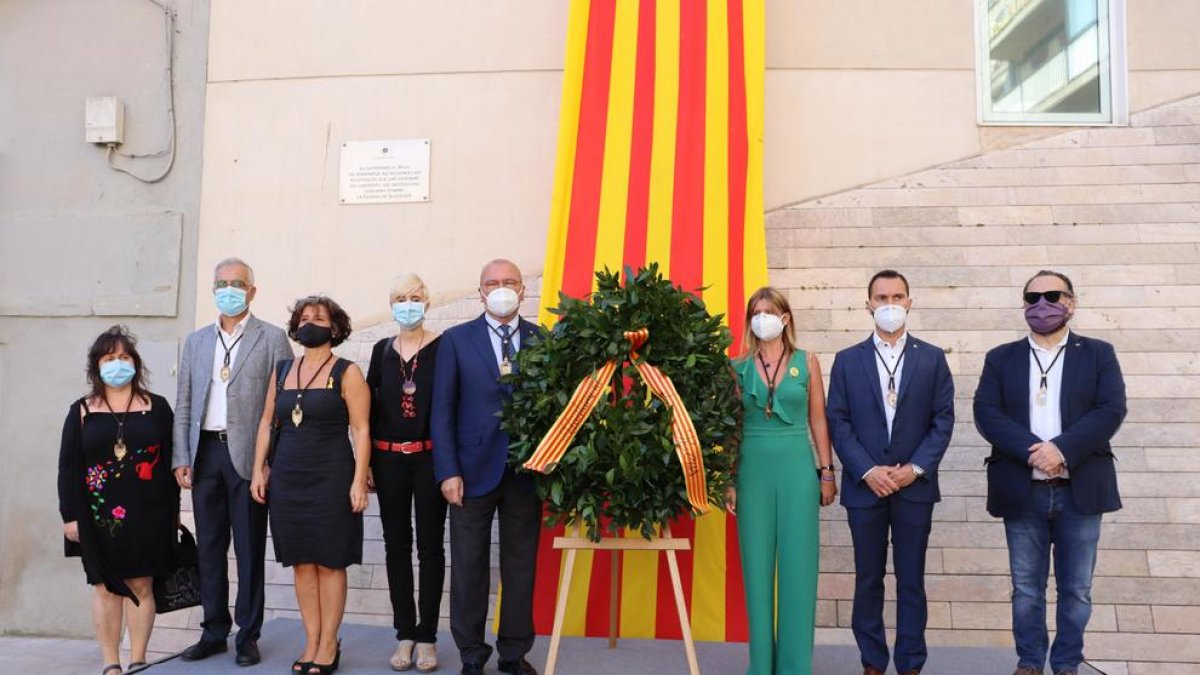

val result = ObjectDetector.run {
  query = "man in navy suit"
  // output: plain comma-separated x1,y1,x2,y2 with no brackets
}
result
974,270,1126,675
432,259,542,675
827,270,955,675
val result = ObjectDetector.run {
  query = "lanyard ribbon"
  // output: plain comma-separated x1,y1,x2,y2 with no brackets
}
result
522,328,710,514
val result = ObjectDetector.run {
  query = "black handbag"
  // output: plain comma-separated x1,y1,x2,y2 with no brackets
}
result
153,524,201,614
266,359,291,467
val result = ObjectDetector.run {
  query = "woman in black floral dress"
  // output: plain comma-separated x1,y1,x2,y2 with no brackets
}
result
57,326,179,675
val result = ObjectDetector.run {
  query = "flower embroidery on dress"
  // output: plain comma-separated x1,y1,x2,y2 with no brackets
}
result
86,444,160,536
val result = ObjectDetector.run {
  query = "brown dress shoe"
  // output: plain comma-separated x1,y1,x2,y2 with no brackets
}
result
900,671,921,675
863,668,886,675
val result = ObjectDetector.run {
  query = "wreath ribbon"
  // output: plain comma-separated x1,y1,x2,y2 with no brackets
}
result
523,328,710,513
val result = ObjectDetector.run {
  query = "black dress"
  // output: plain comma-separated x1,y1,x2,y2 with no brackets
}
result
269,358,363,568
57,394,179,596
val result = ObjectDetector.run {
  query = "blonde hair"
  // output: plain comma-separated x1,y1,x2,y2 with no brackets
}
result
739,286,797,359
389,273,428,302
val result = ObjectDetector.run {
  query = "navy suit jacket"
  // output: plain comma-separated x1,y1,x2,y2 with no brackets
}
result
432,314,540,498
973,332,1126,518
826,334,955,508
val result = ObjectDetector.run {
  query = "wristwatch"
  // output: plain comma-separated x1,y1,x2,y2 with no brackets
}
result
911,464,925,478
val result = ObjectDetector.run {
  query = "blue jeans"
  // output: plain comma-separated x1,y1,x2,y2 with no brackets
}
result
1004,482,1102,673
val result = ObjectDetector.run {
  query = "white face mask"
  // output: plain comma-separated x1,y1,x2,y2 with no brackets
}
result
873,304,908,333
485,287,520,318
750,312,786,341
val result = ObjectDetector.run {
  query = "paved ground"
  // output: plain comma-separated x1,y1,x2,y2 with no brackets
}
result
2,619,1109,674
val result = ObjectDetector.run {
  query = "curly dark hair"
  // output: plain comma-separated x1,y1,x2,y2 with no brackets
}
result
287,295,352,347
86,325,151,402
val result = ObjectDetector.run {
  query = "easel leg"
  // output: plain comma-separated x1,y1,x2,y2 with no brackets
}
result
608,550,620,649
544,547,577,675
663,525,701,675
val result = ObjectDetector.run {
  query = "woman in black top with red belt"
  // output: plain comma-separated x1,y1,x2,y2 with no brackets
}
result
368,274,446,672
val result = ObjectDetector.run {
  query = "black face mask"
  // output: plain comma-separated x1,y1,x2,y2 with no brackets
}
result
296,323,333,348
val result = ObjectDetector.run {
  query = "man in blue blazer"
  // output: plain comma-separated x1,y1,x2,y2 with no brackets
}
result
974,270,1126,675
827,270,955,675
432,259,542,675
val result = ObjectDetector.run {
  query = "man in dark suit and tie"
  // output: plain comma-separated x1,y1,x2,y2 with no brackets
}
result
432,259,542,675
973,270,1126,675
173,257,293,666
826,270,955,675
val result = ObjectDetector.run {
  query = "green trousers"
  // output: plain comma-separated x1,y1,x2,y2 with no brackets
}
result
736,436,820,675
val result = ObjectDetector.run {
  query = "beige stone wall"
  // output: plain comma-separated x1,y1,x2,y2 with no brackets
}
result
0,0,209,637
194,0,1200,330
770,95,1200,672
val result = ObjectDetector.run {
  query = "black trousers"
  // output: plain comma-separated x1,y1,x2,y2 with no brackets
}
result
193,434,268,649
449,470,541,666
371,448,448,643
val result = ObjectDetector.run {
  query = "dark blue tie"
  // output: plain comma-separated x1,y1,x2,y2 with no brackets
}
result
499,324,515,362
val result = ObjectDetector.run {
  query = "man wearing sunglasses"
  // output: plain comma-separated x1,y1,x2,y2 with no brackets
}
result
973,270,1127,675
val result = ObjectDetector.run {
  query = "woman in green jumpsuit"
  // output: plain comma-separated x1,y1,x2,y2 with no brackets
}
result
729,287,838,675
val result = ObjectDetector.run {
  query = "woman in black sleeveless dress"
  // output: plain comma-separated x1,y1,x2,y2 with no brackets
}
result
251,297,371,675
57,326,179,675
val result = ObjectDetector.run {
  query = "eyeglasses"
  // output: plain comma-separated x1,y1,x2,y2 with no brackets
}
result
481,279,522,292
213,280,249,290
1024,290,1072,304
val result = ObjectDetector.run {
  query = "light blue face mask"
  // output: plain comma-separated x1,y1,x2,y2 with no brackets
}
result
99,359,137,387
392,301,426,329
214,287,248,317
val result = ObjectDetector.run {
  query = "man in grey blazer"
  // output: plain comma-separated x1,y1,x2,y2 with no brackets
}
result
173,258,293,666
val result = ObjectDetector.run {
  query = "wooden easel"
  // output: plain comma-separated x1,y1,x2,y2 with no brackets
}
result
543,523,700,675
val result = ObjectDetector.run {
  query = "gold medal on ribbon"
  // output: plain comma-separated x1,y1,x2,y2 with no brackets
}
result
886,389,898,408
113,438,127,461
220,365,231,382
500,360,513,376
291,402,304,426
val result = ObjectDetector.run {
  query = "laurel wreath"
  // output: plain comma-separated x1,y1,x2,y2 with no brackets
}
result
504,266,741,540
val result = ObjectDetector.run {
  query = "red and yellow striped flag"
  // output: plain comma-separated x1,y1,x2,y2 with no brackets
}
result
533,0,767,642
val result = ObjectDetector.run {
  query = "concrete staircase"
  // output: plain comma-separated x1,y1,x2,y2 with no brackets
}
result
767,94,1200,673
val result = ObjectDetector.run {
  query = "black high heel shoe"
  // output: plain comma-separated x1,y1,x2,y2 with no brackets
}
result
291,659,312,674
306,640,341,674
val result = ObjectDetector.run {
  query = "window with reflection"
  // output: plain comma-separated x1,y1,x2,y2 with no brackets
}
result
977,0,1125,124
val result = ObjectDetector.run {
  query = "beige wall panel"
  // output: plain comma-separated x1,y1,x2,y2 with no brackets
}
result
1130,71,1200,113
196,72,558,328
764,70,980,209
765,0,974,70
207,0,570,83
1126,0,1200,71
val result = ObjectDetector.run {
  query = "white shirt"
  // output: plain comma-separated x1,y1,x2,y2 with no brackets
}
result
1028,331,1070,480
201,314,250,431
862,331,915,481
484,313,521,368
872,331,907,438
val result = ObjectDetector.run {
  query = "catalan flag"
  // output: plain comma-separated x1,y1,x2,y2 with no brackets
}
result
533,0,767,642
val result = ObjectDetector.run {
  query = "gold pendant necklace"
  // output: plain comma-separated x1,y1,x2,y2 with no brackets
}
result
291,352,335,427
102,391,134,460
886,388,898,408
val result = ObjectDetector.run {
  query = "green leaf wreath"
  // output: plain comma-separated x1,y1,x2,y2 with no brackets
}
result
504,265,741,541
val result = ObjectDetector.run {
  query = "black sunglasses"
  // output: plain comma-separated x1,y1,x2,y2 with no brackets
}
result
1024,290,1072,304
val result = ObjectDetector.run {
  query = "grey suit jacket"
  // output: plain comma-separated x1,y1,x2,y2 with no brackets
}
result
172,315,294,480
